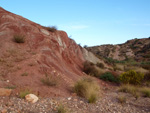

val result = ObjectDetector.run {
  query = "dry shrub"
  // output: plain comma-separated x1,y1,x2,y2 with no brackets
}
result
119,85,150,98
117,96,126,104
119,84,138,94
13,34,25,43
96,62,105,69
140,87,150,97
74,77,100,103
41,74,58,86
144,70,150,81
44,26,57,32
83,61,100,77
57,104,67,113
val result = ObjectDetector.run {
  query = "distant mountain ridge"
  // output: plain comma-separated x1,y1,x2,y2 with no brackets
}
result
87,38,150,62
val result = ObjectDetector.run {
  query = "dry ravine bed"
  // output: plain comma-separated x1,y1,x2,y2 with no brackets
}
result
0,86,150,113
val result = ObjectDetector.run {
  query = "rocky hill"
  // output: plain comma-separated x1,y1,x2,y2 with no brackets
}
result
0,7,89,97
87,38,150,62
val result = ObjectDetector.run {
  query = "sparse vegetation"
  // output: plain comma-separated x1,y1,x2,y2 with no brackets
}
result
41,74,58,86
19,89,31,98
74,77,100,103
21,72,28,76
13,34,25,43
143,71,150,82
119,84,139,96
120,70,144,85
44,26,57,32
57,104,67,113
5,85,16,89
141,87,150,97
119,85,150,98
96,62,105,69
117,96,126,104
83,61,100,77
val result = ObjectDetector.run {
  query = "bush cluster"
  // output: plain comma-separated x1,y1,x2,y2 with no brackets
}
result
74,77,100,103
120,70,144,85
83,61,100,77
96,62,105,69
99,72,120,83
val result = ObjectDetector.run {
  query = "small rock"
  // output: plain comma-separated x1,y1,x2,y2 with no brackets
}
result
25,94,38,103
73,99,78,102
68,97,71,100
6,80,9,83
0,88,12,96
80,101,83,104
1,109,7,113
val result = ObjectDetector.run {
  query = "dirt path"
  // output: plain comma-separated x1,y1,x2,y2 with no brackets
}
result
0,87,150,113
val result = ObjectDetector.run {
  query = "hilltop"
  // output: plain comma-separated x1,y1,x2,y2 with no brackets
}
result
87,38,150,62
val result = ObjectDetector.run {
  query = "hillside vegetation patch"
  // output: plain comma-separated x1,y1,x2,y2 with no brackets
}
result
100,72,120,83
120,70,144,85
44,26,57,32
74,77,100,103
13,34,25,43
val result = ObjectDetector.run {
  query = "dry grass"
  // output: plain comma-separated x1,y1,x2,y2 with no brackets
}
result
117,96,126,104
74,77,100,103
13,34,25,43
83,61,102,77
44,26,57,32
119,84,139,94
21,72,28,76
41,75,58,87
119,85,150,98
57,104,67,113
19,89,31,98
140,87,150,97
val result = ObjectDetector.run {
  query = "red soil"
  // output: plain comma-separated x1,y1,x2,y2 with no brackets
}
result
0,7,86,97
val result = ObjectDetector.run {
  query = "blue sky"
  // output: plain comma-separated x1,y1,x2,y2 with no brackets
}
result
1,0,150,46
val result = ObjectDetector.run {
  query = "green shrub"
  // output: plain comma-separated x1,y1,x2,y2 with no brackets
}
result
120,70,144,85
44,26,57,32
99,72,120,83
83,61,100,77
19,89,31,98
13,34,25,43
74,77,100,103
41,75,57,86
96,62,105,69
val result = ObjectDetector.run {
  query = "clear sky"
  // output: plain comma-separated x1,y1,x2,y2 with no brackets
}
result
1,0,150,46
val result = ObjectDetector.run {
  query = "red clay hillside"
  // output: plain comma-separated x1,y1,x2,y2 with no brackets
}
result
0,7,86,97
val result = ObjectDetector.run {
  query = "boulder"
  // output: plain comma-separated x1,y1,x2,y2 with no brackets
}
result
0,88,12,96
25,94,38,103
